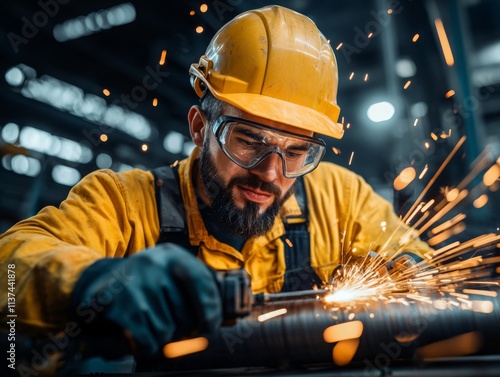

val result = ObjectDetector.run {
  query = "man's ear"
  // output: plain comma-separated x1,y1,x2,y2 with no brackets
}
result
188,105,207,147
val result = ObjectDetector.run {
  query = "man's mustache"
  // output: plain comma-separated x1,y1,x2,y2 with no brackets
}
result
228,175,282,197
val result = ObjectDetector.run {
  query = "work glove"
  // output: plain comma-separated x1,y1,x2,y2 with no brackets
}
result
386,251,424,277
362,250,424,280
69,243,222,358
330,251,424,287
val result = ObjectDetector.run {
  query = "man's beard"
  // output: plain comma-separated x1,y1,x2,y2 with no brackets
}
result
199,141,295,238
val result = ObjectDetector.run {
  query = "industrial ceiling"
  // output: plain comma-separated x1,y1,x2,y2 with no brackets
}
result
1,0,499,234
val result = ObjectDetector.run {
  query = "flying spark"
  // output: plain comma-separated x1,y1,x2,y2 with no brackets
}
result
348,152,354,165
321,137,500,314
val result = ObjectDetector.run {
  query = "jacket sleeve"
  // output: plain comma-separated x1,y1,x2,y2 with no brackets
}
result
343,170,432,260
0,168,159,336
306,162,432,280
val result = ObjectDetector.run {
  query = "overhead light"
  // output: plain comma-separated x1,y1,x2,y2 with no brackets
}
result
367,101,395,123
395,58,416,78
163,131,184,154
52,165,81,186
1,123,20,143
5,65,152,141
4,64,36,87
476,41,500,66
96,153,113,169
19,126,93,163
53,3,136,42
5,67,25,87
3,155,41,177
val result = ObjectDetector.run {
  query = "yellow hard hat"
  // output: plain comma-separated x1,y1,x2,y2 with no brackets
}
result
189,5,344,139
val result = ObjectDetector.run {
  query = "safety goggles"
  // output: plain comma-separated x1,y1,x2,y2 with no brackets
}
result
212,116,326,178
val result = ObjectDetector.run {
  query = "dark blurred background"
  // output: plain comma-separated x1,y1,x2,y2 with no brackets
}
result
1,0,499,239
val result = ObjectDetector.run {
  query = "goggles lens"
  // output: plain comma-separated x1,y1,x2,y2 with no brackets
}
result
212,116,326,178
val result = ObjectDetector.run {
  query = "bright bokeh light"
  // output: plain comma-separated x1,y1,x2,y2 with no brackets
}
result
393,166,416,190
52,165,81,186
323,321,364,343
1,123,20,143
163,131,184,154
367,101,395,122
4,67,25,86
8,155,42,177
476,41,500,66
53,3,136,42
163,337,208,358
395,58,416,78
96,153,112,169
19,126,93,163
9,67,152,140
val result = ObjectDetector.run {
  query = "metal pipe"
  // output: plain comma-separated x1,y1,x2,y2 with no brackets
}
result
157,290,500,372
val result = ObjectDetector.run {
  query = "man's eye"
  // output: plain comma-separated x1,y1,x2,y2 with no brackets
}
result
237,137,263,148
285,144,310,159
285,150,303,159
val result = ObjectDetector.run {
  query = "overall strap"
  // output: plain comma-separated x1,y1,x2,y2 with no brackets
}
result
151,166,198,255
280,176,322,292
152,166,321,290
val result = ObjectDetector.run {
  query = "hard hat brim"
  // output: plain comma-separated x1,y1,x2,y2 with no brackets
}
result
212,91,344,140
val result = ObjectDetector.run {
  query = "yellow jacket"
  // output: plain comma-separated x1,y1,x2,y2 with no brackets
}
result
0,148,431,336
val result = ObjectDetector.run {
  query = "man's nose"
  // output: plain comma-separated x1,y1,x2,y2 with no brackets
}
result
248,152,282,182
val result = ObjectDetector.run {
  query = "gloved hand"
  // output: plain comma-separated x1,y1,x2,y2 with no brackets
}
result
386,251,424,277
330,251,424,286
69,243,222,358
362,250,424,278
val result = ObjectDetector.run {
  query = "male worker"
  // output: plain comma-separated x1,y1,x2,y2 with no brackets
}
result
0,5,431,363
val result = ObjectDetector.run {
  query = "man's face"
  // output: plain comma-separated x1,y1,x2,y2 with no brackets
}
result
198,108,315,238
